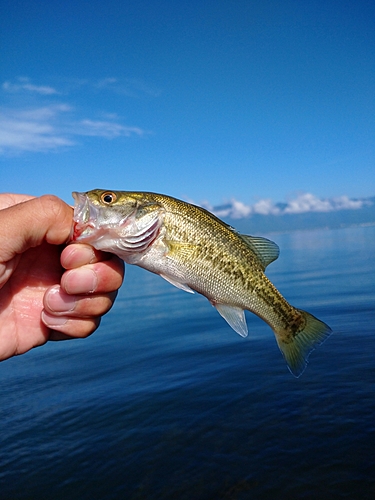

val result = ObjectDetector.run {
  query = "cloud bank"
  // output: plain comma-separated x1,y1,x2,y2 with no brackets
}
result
203,193,371,218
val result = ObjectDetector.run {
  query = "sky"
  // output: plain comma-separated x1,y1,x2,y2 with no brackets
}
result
1,0,374,209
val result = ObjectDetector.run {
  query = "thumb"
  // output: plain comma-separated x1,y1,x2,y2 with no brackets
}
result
0,195,73,262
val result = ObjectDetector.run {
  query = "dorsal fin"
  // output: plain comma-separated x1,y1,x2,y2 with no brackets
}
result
239,234,280,270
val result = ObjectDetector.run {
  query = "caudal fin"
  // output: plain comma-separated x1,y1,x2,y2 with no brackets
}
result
276,310,332,377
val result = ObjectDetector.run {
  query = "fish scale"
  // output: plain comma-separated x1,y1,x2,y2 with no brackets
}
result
70,189,332,377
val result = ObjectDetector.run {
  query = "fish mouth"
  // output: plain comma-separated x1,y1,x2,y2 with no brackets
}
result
69,192,100,242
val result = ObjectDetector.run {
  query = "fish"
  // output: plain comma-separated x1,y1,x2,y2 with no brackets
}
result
70,189,332,377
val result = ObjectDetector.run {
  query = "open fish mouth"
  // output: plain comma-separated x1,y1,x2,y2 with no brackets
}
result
69,192,100,241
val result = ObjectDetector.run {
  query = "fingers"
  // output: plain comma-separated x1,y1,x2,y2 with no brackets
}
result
42,244,125,339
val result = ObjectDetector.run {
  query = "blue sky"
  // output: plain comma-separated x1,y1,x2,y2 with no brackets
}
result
1,0,374,208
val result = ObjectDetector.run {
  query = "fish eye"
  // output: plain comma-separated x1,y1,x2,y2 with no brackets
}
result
101,192,117,204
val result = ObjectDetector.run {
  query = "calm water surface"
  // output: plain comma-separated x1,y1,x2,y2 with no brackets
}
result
1,226,374,499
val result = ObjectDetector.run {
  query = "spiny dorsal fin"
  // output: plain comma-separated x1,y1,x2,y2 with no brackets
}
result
239,234,280,270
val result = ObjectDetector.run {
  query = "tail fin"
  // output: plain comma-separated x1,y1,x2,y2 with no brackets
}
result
276,310,332,377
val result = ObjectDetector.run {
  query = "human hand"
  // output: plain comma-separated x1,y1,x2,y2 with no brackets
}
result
0,194,124,361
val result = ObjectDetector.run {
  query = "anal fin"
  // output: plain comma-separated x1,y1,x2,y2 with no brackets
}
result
214,304,248,337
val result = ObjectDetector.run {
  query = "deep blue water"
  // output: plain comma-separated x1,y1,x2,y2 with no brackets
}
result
1,226,374,499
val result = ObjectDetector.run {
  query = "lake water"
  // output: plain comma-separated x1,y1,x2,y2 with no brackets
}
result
1,226,374,499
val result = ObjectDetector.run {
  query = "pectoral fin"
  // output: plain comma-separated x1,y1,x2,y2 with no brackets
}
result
165,240,199,258
160,273,195,294
214,304,248,338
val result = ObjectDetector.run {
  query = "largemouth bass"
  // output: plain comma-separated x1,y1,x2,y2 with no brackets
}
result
70,189,332,377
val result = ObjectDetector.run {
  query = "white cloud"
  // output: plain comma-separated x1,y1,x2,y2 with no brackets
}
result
0,105,75,153
3,78,59,95
227,199,252,218
284,193,333,214
94,77,160,97
330,195,365,210
0,105,146,154
96,77,118,88
76,119,144,138
282,193,369,214
252,198,280,215
206,199,251,219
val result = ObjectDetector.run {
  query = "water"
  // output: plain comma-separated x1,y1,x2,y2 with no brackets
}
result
1,226,374,499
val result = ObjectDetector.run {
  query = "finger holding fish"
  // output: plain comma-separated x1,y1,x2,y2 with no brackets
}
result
41,242,124,337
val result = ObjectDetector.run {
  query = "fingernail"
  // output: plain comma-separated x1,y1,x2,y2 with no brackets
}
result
63,268,98,294
64,244,96,267
45,287,77,313
41,311,68,328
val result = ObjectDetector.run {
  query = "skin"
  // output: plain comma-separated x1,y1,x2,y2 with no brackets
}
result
0,193,124,361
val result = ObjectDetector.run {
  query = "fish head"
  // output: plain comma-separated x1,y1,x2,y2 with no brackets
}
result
70,189,164,257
